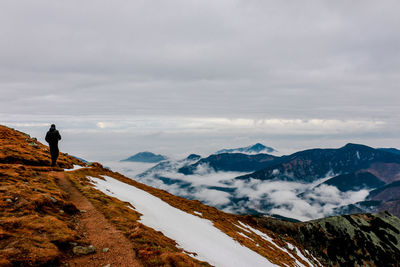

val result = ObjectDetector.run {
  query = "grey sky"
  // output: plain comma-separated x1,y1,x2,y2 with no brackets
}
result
1,1,399,160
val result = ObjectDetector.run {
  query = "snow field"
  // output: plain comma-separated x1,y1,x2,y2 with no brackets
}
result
89,175,277,267
67,164,87,171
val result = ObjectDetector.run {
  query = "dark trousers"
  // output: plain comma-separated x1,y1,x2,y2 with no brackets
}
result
50,145,59,166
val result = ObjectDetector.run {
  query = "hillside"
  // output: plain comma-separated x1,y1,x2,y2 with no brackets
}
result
1,125,399,266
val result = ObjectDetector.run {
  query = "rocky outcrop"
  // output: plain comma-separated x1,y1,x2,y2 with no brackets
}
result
256,211,400,266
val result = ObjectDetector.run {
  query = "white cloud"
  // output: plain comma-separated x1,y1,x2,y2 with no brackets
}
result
113,159,372,221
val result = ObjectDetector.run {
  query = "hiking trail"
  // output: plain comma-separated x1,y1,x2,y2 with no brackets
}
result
53,171,141,267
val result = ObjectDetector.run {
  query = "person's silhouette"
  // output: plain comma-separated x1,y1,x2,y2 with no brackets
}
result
45,124,61,166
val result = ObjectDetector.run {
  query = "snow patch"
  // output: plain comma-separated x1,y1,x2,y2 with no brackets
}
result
193,211,202,216
238,232,254,241
234,223,251,233
238,222,274,243
67,165,87,171
89,175,277,267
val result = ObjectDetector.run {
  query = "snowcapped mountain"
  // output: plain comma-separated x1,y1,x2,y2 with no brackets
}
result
216,143,277,155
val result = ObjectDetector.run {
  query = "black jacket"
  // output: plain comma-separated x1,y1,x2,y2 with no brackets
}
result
45,127,61,146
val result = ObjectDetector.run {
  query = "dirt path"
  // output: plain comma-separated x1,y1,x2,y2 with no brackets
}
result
53,171,141,267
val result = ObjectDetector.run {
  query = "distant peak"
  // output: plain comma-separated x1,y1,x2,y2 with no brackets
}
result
215,143,276,155
186,154,201,160
251,143,266,148
121,151,167,163
342,143,371,150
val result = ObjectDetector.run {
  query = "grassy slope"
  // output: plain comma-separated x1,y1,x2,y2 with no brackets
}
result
0,125,311,266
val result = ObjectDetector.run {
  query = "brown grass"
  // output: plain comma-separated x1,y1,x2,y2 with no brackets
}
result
66,165,312,266
0,124,314,266
0,165,80,266
65,169,211,266
0,125,84,266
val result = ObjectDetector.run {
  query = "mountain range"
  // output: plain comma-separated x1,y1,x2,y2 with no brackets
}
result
133,143,400,220
2,126,400,266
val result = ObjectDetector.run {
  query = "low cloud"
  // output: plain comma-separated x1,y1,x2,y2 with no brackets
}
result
111,160,371,221
231,178,369,221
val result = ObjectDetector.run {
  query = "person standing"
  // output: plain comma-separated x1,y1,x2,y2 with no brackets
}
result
45,124,62,166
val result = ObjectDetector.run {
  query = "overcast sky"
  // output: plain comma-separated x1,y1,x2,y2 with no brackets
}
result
1,0,399,161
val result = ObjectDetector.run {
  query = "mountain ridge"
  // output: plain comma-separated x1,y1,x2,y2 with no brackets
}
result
1,125,400,266
134,142,400,220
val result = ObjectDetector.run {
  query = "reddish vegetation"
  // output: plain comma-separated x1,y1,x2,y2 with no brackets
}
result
0,125,314,266
0,164,80,266
366,163,400,183
68,166,312,266
0,125,79,168
66,168,211,266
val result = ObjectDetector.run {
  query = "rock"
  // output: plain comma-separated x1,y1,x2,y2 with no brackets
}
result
45,195,57,203
72,245,95,255
69,242,78,246
63,203,79,214
102,264,111,267
5,199,12,203
102,248,109,252
28,142,39,148
80,209,87,213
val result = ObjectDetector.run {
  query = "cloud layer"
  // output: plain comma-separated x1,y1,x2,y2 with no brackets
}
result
1,1,400,118
110,160,370,221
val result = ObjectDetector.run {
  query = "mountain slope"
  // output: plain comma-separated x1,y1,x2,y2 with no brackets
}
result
2,124,400,266
378,147,400,155
0,125,315,266
321,172,385,192
256,211,400,266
